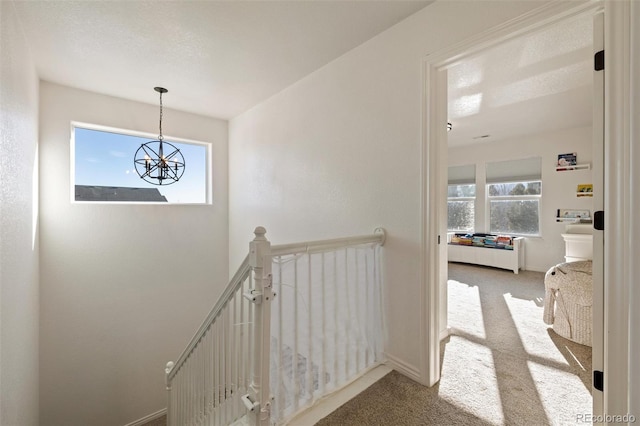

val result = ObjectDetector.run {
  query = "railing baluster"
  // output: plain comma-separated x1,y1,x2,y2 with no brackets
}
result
239,277,246,403
185,357,189,426
277,255,284,421
321,251,326,395
181,370,185,426
195,343,200,425
240,277,244,400
219,316,224,422
225,303,231,423
193,354,196,426
307,253,313,400
247,274,255,404
344,247,350,379
194,353,198,425
204,328,210,421
293,254,299,413
214,318,220,424
186,363,189,425
187,356,192,426
174,375,182,426
211,324,216,422
180,360,185,426
174,370,179,425
175,368,179,425
364,249,371,367
219,310,224,423
230,292,237,421
200,338,204,424
227,307,232,422
333,249,339,386
355,247,361,373
374,246,385,356
204,330,209,425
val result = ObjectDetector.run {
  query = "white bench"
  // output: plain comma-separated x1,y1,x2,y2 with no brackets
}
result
447,233,525,274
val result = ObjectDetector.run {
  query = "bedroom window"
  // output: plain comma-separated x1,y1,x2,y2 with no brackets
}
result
486,158,541,236
71,123,211,204
448,184,476,232
448,164,476,232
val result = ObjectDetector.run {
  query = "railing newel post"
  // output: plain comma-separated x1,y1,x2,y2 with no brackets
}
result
165,361,175,426
245,226,273,426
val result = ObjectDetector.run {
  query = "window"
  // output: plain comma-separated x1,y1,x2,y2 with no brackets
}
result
448,164,476,232
448,184,476,232
72,123,210,204
486,158,541,236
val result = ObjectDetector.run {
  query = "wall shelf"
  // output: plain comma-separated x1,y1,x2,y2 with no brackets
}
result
556,217,592,224
556,163,590,171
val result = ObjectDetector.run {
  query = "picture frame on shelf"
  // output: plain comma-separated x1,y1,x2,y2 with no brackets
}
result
577,183,593,197
557,152,577,167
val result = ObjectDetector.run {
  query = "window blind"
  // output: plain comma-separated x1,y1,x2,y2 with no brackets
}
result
485,157,541,183
448,164,476,185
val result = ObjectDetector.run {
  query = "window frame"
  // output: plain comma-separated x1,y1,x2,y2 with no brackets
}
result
486,179,542,237
70,121,212,205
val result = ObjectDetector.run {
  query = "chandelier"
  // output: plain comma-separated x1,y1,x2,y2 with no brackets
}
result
134,87,185,185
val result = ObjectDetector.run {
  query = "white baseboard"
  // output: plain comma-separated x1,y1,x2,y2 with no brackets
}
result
123,408,166,426
440,326,451,341
384,353,423,384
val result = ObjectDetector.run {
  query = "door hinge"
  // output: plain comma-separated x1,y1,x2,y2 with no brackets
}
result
594,370,604,392
594,50,604,71
594,211,604,231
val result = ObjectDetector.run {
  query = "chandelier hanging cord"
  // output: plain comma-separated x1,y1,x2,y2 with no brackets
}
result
155,86,168,142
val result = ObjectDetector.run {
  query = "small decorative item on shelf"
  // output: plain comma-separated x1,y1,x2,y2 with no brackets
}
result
577,184,593,197
557,152,577,167
556,209,592,223
556,152,590,171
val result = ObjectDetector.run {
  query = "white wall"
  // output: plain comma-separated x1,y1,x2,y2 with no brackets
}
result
38,82,229,426
0,2,41,425
229,0,550,380
448,126,593,272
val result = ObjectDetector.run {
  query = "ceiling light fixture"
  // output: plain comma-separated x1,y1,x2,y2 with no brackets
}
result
447,122,453,132
134,87,185,185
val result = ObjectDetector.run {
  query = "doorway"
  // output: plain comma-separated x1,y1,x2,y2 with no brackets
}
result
420,0,605,420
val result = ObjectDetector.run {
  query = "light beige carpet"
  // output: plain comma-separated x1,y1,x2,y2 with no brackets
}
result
316,263,592,426
141,416,166,426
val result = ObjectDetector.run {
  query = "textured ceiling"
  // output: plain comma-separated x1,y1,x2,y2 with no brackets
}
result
447,13,594,147
11,0,432,120
12,1,593,142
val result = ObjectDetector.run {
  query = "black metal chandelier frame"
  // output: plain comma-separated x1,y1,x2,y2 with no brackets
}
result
134,87,186,185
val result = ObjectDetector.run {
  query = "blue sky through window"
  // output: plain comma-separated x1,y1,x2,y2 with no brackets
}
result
74,126,208,203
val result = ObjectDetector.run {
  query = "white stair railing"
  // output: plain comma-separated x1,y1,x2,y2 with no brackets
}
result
164,253,254,426
165,227,385,426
